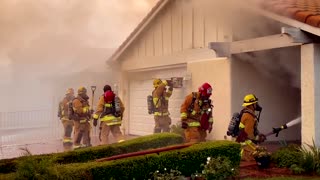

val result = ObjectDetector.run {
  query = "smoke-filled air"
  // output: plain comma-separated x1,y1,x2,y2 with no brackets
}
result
0,0,157,159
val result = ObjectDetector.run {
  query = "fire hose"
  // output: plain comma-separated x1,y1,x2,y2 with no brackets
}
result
241,117,301,151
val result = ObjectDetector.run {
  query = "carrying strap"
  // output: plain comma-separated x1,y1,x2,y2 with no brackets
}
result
241,109,256,118
187,92,197,113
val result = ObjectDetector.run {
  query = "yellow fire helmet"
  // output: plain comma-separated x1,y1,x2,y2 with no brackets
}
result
66,88,74,95
78,86,87,95
242,94,258,107
153,78,162,88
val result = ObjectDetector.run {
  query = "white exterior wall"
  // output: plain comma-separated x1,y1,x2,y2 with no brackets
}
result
301,44,320,146
116,0,232,135
187,58,231,140
114,0,303,142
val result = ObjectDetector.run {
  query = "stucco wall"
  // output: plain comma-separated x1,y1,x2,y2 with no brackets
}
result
301,44,320,146
187,58,231,140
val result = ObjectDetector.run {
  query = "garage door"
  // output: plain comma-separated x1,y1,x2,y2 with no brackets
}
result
128,68,188,135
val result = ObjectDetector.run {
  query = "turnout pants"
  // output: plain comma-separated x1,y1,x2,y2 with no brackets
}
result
73,120,91,147
99,121,124,145
61,119,74,151
154,115,171,133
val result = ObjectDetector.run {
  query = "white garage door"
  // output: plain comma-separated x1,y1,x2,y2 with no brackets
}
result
128,68,188,135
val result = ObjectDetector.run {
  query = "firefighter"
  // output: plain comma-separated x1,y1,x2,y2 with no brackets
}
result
57,88,75,151
92,85,125,145
236,94,266,161
152,79,173,133
72,87,92,149
180,82,214,143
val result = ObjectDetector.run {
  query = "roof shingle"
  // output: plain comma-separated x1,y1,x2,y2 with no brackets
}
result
260,0,320,27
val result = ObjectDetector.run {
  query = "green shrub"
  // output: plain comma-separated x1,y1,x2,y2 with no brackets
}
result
201,156,238,180
271,144,301,168
290,164,305,174
0,173,15,180
289,140,320,175
0,133,184,174
58,140,241,180
15,156,59,180
14,148,59,180
150,169,185,180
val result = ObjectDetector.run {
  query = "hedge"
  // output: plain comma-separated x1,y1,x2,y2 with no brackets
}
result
57,140,241,180
0,133,184,174
271,144,302,168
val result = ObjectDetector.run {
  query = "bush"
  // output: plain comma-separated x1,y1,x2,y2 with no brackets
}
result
150,169,185,180
57,140,241,180
202,156,238,180
0,133,184,174
271,144,301,168
289,140,320,175
14,148,59,180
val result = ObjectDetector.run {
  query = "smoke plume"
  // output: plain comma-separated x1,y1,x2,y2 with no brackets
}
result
0,0,157,111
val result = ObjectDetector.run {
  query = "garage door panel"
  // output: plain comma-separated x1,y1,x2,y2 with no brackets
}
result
129,68,187,135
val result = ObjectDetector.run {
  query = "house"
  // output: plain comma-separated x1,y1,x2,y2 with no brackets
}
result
108,0,320,146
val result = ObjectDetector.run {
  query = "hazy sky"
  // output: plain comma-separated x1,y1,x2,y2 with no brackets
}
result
0,0,157,69
0,0,158,110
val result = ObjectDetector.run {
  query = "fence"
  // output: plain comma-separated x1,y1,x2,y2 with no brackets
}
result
0,108,62,147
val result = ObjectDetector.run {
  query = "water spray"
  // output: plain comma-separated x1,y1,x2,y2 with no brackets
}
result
265,116,301,137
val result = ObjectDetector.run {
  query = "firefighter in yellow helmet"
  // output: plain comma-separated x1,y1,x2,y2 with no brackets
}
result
72,87,92,149
152,78,173,133
180,83,214,143
236,94,266,161
57,88,75,151
92,85,125,145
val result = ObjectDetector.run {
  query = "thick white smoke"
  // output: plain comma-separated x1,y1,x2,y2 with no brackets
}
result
0,0,157,158
0,0,157,111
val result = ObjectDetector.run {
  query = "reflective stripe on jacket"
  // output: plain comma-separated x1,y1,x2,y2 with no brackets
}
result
100,115,122,126
93,95,125,120
152,82,173,116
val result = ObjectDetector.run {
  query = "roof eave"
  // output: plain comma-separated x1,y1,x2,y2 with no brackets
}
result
246,5,320,37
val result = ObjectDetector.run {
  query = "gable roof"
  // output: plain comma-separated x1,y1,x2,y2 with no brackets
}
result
108,0,169,64
108,0,320,64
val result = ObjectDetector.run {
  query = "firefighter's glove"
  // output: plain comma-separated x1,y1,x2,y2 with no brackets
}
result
93,119,98,127
181,121,188,129
167,80,173,87
257,134,267,143
273,124,287,137
208,124,213,133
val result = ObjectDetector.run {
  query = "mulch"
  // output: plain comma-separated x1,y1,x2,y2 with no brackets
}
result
237,161,320,179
